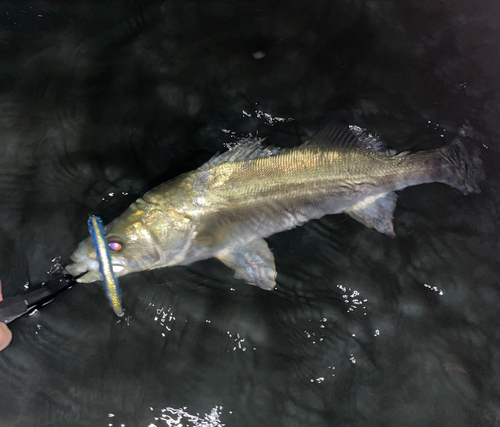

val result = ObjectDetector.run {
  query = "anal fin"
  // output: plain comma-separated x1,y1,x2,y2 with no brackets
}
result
216,238,277,290
346,192,397,237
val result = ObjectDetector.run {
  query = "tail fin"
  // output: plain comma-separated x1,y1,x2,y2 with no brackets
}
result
439,138,485,195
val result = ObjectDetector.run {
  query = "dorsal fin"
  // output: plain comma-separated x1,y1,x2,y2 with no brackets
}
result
303,124,396,154
199,137,281,170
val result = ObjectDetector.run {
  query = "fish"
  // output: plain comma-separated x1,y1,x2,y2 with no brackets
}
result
88,215,124,317
66,125,484,291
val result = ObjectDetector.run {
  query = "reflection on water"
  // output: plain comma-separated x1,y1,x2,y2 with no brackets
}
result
104,406,225,427
152,304,176,335
147,406,225,427
337,284,368,314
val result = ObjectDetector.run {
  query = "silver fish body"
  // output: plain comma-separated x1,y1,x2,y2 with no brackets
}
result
66,126,483,290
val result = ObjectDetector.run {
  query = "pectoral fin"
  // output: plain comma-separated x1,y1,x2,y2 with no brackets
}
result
346,192,397,237
216,238,277,290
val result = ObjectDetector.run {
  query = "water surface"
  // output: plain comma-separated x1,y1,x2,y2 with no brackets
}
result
0,1,499,426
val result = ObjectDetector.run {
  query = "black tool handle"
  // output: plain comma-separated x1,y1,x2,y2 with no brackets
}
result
0,275,77,324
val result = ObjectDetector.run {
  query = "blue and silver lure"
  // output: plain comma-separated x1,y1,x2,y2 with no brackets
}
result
88,216,124,317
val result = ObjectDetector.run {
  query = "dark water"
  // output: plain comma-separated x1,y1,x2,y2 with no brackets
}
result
0,1,499,426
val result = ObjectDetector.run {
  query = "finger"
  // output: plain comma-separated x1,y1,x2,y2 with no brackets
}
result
0,323,12,351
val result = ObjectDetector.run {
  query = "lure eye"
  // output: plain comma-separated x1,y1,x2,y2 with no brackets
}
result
108,241,122,251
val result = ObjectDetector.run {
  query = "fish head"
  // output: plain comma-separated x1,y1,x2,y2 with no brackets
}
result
66,199,194,283
66,201,163,283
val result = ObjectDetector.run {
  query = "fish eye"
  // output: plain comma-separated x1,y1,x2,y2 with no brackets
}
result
107,237,124,252
109,242,122,251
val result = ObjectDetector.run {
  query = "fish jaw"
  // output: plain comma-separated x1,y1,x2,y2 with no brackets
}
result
65,256,101,283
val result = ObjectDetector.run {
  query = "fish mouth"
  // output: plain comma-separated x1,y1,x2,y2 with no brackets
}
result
66,254,97,276
65,259,99,283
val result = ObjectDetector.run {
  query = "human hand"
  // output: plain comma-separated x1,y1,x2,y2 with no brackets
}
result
0,281,12,351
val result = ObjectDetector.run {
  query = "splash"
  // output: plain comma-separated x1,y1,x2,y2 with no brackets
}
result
152,305,176,338
148,405,225,427
336,284,368,314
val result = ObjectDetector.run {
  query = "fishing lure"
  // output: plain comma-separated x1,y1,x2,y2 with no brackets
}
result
88,216,124,317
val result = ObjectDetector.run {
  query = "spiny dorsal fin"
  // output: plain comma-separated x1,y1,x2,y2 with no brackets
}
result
303,124,396,154
199,137,281,170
